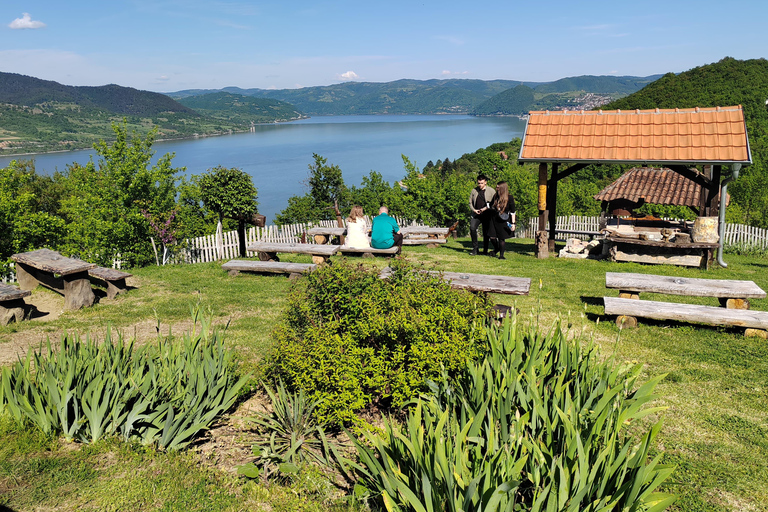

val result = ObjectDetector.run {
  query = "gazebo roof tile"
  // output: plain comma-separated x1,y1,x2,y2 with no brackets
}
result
519,106,751,165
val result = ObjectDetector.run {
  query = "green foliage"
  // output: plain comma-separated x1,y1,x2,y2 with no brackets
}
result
198,165,259,222
0,307,247,451
351,316,675,512
0,160,65,275
238,380,348,481
57,121,182,266
276,154,350,224
269,259,491,426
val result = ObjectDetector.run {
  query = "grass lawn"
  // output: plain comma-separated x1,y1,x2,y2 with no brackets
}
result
1,237,767,511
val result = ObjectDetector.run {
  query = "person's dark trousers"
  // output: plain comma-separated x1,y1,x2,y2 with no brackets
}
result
470,215,481,254
393,232,404,253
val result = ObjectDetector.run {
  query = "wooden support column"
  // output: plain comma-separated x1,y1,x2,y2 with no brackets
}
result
706,165,722,216
536,163,549,258
699,165,713,217
547,163,559,252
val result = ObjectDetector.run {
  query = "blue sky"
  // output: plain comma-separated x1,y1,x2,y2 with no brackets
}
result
1,0,766,93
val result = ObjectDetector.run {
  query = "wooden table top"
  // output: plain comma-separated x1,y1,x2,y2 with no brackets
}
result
11,248,96,276
248,242,340,256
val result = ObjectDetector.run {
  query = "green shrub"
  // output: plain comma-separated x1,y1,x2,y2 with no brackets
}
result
269,259,491,426
350,315,675,511
0,307,247,450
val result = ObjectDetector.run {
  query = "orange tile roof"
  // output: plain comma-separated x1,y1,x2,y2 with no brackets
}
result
519,106,752,165
594,167,702,207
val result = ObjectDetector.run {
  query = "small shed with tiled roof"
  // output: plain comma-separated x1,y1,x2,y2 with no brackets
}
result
595,167,706,214
518,105,751,256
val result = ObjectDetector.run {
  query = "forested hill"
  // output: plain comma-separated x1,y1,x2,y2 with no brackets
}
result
169,79,534,115
472,74,663,115
603,57,768,227
177,93,305,124
0,72,196,116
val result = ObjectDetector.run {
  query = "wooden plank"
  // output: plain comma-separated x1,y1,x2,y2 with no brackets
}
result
607,236,719,249
306,227,347,236
606,272,766,299
222,260,316,274
340,246,399,255
603,296,768,330
0,283,31,301
379,267,530,295
400,226,450,237
88,267,132,281
247,242,340,256
401,238,447,246
611,248,704,268
11,248,95,276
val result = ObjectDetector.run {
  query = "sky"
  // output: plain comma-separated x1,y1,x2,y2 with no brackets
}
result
1,0,766,93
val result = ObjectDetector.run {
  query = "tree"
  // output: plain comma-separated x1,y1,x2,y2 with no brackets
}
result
276,154,349,224
198,166,259,257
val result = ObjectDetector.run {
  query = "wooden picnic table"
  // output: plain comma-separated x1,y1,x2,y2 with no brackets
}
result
400,226,450,238
380,267,531,295
0,283,31,325
247,242,340,265
11,248,96,310
306,227,347,244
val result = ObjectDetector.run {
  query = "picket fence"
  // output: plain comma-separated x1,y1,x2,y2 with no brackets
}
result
521,215,768,249
179,215,420,264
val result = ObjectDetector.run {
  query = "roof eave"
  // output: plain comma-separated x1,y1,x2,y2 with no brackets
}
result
517,158,753,167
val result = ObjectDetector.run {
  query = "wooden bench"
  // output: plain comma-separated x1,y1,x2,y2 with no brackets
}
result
88,266,133,300
339,245,399,258
0,283,31,325
379,267,531,295
603,272,768,335
401,237,447,247
11,248,96,310
306,227,347,245
248,242,340,265
222,260,316,279
400,226,450,238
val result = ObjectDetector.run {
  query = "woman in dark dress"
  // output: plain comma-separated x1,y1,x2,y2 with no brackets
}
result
488,181,516,259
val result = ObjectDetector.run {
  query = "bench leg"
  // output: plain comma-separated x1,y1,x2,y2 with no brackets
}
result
311,255,328,265
15,263,40,291
258,251,279,262
105,278,127,300
313,235,328,245
745,328,768,339
619,291,640,300
63,272,95,310
616,315,638,328
0,299,27,325
720,298,750,310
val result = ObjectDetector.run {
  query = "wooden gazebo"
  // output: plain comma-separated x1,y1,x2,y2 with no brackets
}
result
518,106,752,257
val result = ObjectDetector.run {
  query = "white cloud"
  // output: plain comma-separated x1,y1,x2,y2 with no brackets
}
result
339,70,358,80
9,13,46,29
442,70,451,75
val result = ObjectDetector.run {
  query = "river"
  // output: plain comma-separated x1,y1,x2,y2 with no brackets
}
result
0,115,527,223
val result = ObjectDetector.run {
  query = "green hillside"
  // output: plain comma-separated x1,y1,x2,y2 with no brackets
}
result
473,74,662,115
170,79,531,115
603,57,768,227
177,92,305,125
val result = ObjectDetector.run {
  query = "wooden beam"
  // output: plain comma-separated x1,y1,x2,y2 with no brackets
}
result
547,163,559,252
667,165,711,190
553,163,588,181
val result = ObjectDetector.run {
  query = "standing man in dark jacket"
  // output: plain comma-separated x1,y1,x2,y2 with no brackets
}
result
468,174,495,255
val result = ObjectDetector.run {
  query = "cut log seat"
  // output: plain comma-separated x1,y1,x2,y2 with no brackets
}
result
87,267,133,300
0,283,31,326
604,296,768,330
222,260,316,279
339,245,399,258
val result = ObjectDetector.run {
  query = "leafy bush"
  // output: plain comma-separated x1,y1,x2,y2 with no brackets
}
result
0,308,247,450
269,259,491,426
350,315,675,511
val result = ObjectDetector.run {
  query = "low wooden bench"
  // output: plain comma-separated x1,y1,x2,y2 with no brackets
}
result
340,245,399,258
11,248,96,310
0,283,31,325
379,267,531,295
88,266,133,300
400,226,450,238
401,237,447,248
248,242,340,265
222,260,317,279
603,272,768,335
306,227,347,245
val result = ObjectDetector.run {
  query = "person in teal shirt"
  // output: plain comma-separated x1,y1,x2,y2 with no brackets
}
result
371,206,403,251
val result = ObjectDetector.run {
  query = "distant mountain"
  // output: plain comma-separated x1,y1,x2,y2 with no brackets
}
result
472,74,664,115
0,72,197,117
169,79,538,115
177,92,305,124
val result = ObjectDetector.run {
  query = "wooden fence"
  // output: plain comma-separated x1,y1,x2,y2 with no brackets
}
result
178,215,419,264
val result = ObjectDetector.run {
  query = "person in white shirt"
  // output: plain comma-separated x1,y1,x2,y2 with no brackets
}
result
345,205,370,249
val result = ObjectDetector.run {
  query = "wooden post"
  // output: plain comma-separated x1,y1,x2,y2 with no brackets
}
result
536,163,548,258
547,163,559,253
